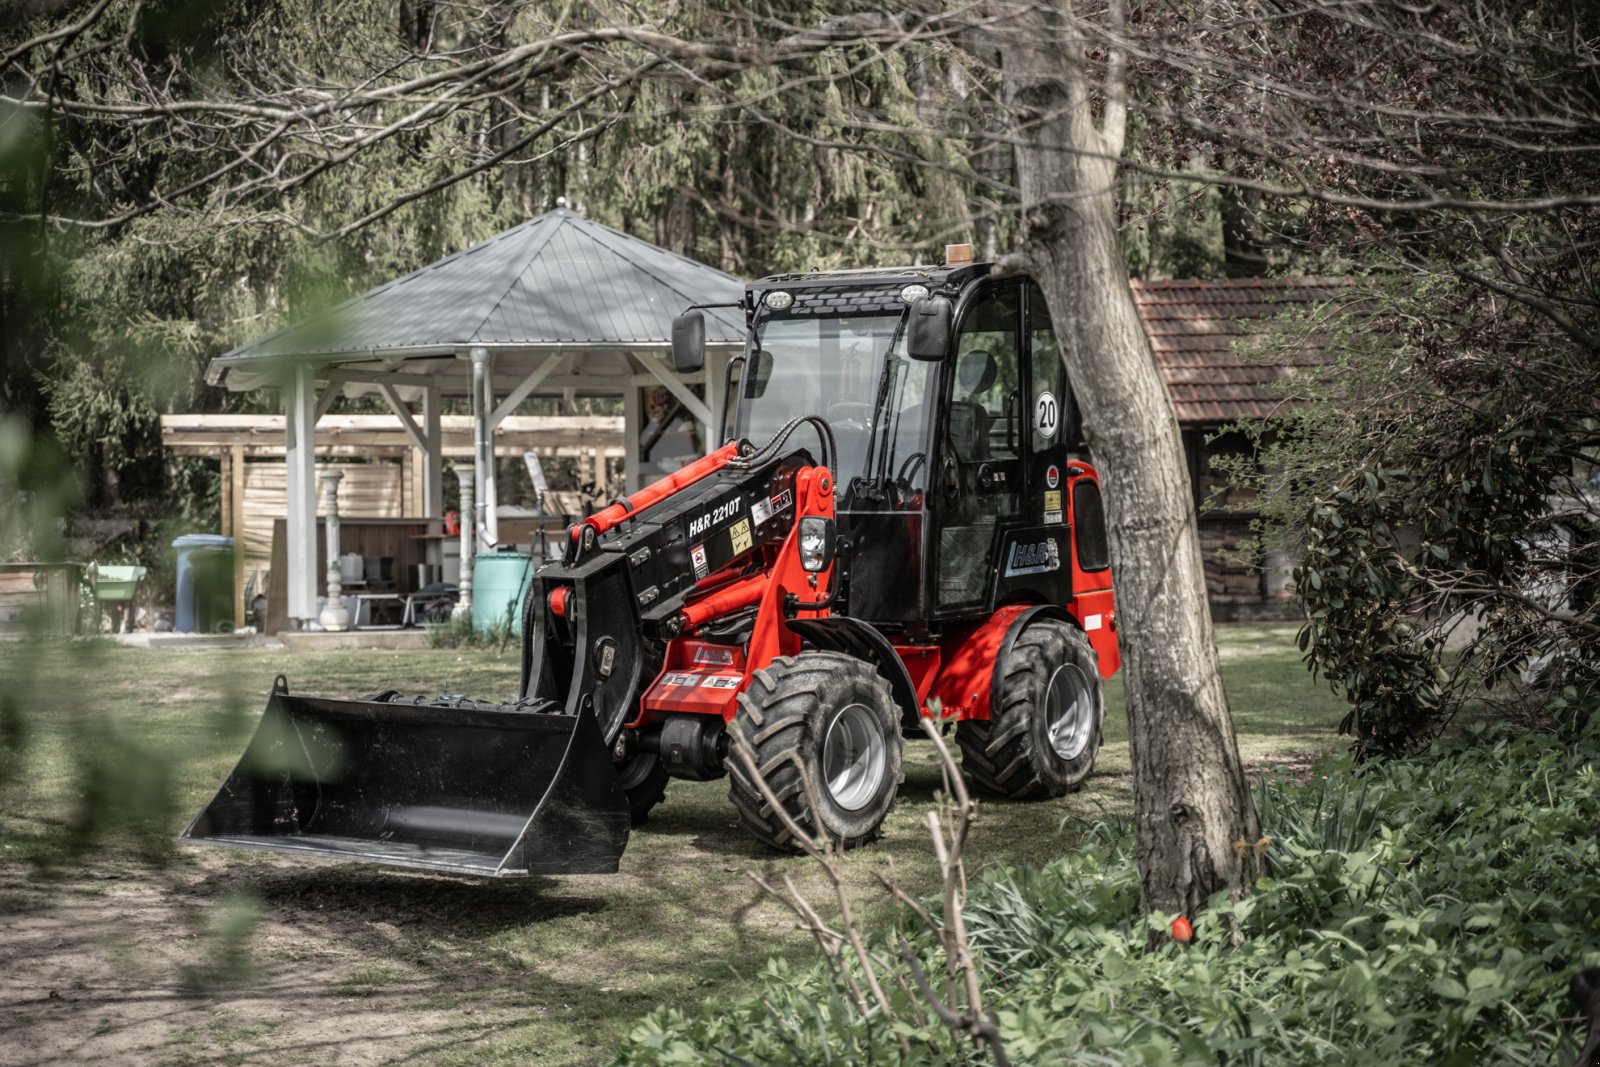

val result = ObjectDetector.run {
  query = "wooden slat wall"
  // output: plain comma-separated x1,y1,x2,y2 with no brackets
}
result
264,516,432,635
242,461,404,565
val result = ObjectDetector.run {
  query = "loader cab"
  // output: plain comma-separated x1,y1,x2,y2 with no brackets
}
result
736,267,1082,635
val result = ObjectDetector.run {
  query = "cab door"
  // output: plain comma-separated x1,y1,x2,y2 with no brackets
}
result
933,281,1024,614
989,280,1074,608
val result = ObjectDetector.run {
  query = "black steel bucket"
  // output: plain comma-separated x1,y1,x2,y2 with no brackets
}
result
180,678,629,877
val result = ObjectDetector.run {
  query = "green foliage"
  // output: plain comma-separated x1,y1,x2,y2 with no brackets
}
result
0,413,80,563
617,724,1600,1065
1224,272,1600,756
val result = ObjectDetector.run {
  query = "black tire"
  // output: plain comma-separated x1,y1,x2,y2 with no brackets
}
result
957,620,1102,799
729,652,904,852
616,752,670,827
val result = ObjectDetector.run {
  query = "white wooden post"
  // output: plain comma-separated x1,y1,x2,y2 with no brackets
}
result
623,384,642,493
318,470,350,631
453,463,475,621
284,363,319,627
705,352,727,448
470,346,499,548
422,384,443,516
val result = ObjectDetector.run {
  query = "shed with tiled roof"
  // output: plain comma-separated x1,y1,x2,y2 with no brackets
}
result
1127,276,1351,619
1131,277,1348,425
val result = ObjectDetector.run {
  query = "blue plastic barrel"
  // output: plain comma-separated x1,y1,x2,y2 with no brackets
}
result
172,534,236,632
471,551,536,636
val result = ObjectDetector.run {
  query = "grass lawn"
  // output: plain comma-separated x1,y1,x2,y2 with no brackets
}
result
0,624,1346,1066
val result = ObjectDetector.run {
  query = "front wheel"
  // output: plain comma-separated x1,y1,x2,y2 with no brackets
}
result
728,652,904,852
957,620,1102,799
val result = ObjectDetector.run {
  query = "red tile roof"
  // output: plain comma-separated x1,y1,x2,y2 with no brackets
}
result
1131,277,1350,424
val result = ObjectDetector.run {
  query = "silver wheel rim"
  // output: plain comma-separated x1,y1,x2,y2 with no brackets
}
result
1044,663,1095,761
823,702,887,811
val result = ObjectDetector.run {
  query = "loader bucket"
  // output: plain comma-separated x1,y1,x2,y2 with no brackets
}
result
180,678,629,877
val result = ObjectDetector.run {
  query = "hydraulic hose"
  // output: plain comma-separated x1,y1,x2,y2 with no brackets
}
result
731,414,837,476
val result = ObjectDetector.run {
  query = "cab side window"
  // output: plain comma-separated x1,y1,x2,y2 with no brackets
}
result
948,290,1021,463
1026,282,1079,451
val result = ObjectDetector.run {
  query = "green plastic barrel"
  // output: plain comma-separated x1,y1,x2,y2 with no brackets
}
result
471,551,536,636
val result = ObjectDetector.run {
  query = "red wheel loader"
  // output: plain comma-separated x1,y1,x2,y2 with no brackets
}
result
181,252,1121,877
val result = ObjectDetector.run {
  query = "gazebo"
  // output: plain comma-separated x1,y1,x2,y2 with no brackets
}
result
208,207,745,629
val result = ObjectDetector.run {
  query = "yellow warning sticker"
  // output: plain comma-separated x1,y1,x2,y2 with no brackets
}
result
729,517,753,554
1044,489,1062,512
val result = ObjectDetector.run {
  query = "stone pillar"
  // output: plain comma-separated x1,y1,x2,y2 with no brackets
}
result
317,469,350,631
453,463,475,621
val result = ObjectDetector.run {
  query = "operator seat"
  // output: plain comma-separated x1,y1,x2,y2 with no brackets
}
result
948,348,997,463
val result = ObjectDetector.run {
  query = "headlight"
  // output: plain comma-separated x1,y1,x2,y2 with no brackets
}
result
900,283,930,303
798,516,835,573
763,290,795,311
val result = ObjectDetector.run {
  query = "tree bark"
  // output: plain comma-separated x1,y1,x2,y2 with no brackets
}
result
995,2,1266,920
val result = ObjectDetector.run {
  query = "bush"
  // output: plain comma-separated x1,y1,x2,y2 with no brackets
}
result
617,723,1600,1065
1225,274,1600,757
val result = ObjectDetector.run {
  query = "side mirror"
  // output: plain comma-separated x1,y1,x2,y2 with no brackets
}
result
746,349,775,398
671,311,706,374
906,296,953,361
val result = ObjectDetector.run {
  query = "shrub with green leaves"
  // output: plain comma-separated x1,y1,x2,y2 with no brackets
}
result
1222,272,1600,757
617,722,1600,1065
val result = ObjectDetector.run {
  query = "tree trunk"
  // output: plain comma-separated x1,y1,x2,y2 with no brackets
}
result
997,5,1266,920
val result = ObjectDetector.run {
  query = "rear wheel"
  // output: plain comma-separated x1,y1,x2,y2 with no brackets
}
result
729,652,903,851
616,752,670,827
957,620,1102,799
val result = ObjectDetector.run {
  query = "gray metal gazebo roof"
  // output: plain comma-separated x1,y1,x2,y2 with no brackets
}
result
208,208,751,629
207,207,746,392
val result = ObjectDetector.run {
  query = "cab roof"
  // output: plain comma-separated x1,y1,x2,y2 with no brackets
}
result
750,261,990,295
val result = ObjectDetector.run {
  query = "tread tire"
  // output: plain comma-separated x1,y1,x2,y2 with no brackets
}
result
616,752,670,827
957,620,1102,799
728,652,904,852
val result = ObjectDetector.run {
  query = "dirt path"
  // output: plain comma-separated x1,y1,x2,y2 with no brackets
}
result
0,854,515,1065
0,754,1335,1066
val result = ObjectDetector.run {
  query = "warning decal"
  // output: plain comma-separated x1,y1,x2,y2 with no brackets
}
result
729,518,753,555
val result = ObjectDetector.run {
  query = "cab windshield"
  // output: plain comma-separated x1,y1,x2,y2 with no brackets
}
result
739,308,936,505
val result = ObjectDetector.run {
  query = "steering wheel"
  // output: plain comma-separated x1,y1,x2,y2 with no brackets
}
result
825,402,874,430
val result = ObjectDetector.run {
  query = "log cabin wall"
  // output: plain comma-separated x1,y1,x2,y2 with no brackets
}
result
1133,277,1350,620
